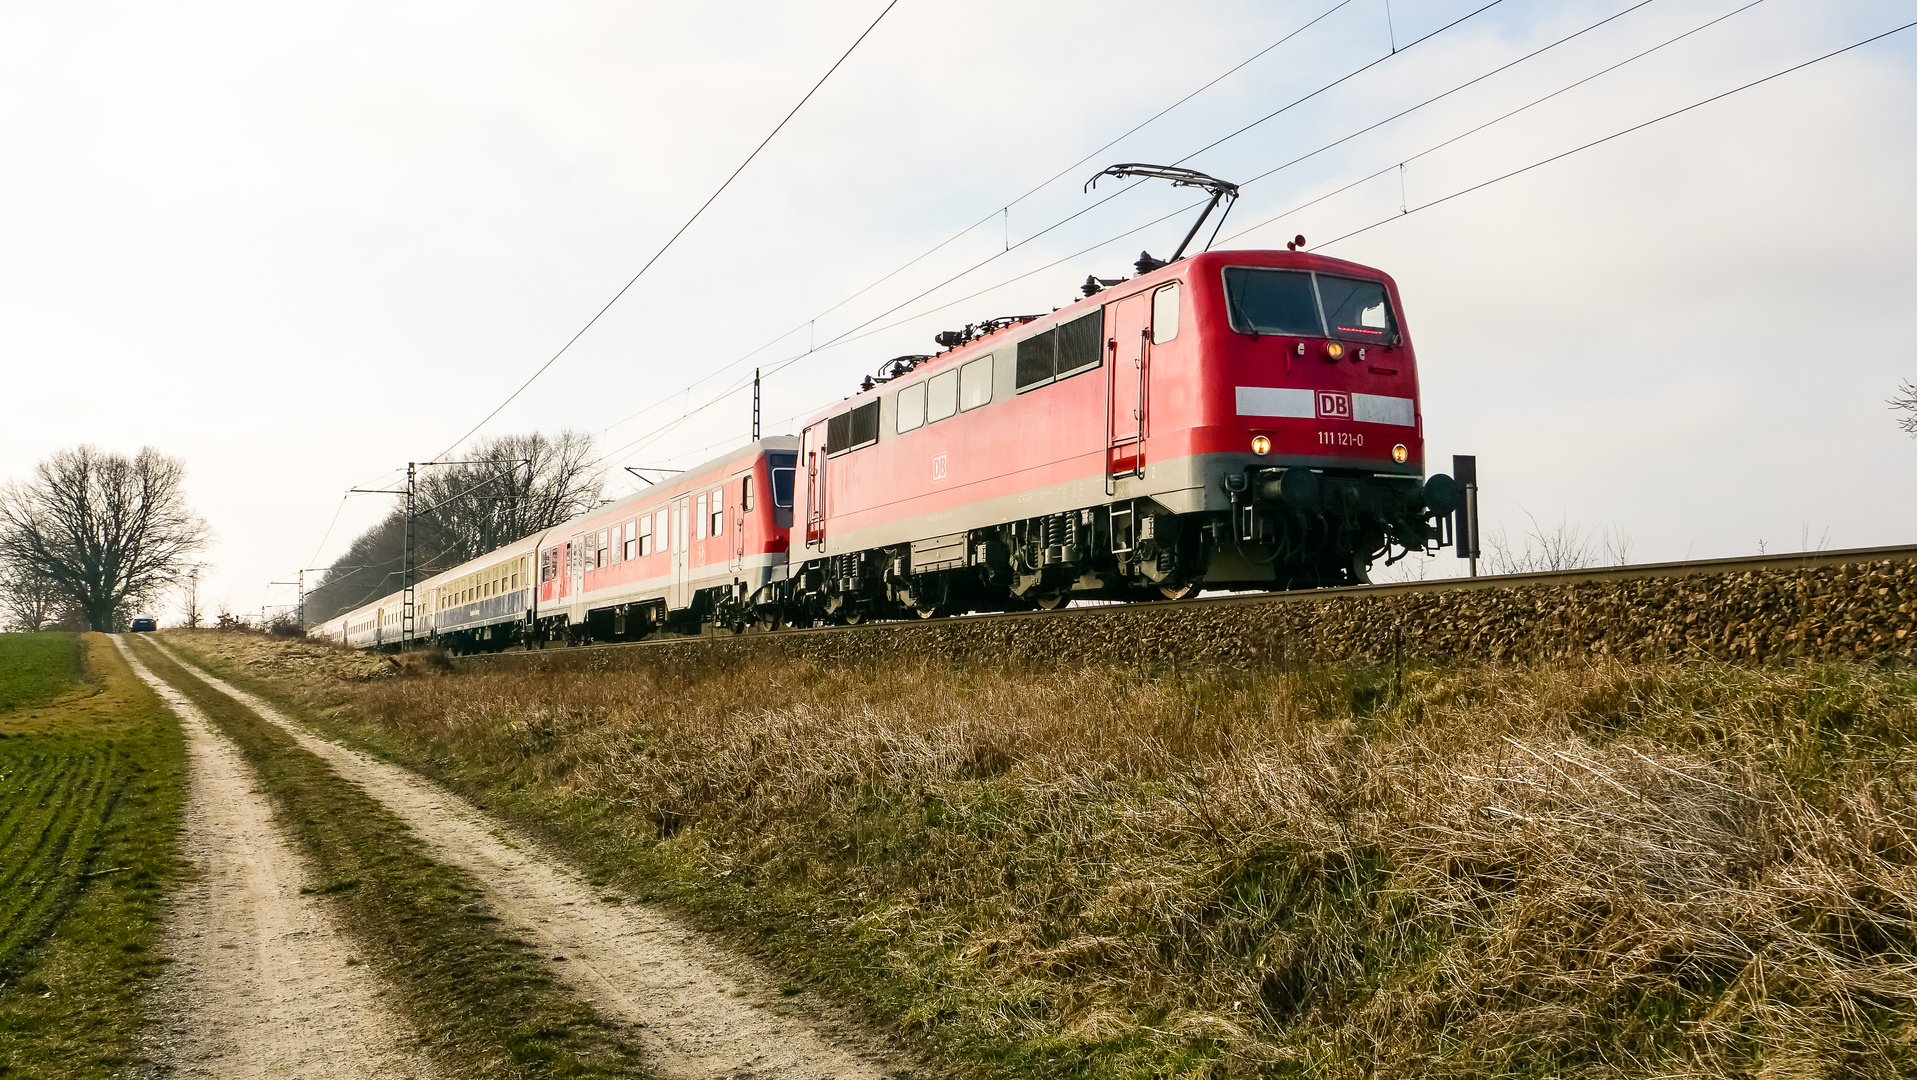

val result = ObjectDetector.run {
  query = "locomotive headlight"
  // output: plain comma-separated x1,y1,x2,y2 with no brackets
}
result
1251,435,1272,456
1324,340,1346,361
1392,443,1409,464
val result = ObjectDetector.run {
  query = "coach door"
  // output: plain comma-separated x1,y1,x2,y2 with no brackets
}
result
1106,291,1151,480
567,532,585,620
670,495,691,609
731,474,748,573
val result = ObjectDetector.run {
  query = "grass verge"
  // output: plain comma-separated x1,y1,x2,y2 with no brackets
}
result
0,633,185,1080
121,636,647,1079
163,630,1917,1078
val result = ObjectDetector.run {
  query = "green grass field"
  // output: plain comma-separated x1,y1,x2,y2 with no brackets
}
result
0,633,185,1080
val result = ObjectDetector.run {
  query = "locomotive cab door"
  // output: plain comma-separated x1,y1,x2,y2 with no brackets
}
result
1106,291,1151,479
670,494,691,610
803,422,828,550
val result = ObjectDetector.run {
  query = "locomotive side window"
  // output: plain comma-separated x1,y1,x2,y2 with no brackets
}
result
1152,282,1181,343
827,400,881,454
742,474,755,512
1015,310,1102,393
896,382,926,433
1317,275,1397,342
959,356,992,412
1223,267,1322,336
1055,311,1101,378
771,466,795,507
1015,328,1056,390
926,370,958,423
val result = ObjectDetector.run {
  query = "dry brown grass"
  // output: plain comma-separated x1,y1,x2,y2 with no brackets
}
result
187,635,1917,1078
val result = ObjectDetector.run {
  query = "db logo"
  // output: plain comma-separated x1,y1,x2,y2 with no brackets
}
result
931,454,948,481
1316,391,1351,420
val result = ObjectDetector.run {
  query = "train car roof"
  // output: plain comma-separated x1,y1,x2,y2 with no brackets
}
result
802,247,1398,427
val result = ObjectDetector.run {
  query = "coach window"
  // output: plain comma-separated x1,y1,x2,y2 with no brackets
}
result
742,475,755,512
959,355,992,412
612,523,624,564
623,520,637,560
636,513,652,556
655,509,669,551
927,369,958,423
709,488,724,537
1152,282,1181,343
896,381,926,433
696,494,708,540
598,529,609,568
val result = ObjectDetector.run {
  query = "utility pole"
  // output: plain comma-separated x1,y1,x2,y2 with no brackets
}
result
349,458,529,649
752,368,761,441
272,567,361,630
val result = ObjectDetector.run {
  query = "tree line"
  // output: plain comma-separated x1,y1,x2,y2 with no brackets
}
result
0,431,602,633
301,431,602,626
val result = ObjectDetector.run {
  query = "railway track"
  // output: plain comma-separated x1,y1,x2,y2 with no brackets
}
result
463,542,1917,661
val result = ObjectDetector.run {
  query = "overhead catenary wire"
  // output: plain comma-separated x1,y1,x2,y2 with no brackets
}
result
603,3,1898,475
1219,0,1770,245
304,0,1513,575
433,0,904,462
584,0,1710,472
581,0,1501,454
1285,17,1917,251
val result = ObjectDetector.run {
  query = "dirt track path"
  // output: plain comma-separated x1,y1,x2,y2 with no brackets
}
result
113,637,439,1079
149,640,915,1080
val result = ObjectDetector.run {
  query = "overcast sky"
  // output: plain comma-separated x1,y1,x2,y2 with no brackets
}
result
3,0,1912,619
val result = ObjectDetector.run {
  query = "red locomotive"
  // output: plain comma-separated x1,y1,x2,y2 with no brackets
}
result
764,243,1454,624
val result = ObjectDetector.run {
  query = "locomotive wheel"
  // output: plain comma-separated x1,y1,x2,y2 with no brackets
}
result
1157,582,1200,601
753,607,784,632
1032,592,1070,610
840,607,866,626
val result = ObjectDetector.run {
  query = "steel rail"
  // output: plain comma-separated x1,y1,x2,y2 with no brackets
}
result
464,542,1917,660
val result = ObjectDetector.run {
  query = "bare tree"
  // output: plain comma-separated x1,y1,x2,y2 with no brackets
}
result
305,430,601,625
0,556,67,632
418,430,602,563
1484,511,1633,575
0,445,210,631
178,565,205,629
1892,380,1917,438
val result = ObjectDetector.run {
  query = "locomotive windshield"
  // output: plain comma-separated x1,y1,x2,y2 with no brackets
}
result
1223,267,1398,343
